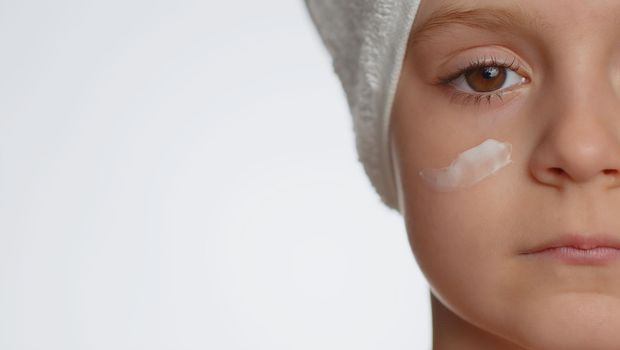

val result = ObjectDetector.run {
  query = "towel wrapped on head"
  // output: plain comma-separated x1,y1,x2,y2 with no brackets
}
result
305,0,422,212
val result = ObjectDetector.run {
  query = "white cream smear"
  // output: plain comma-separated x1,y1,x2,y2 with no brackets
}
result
419,139,513,192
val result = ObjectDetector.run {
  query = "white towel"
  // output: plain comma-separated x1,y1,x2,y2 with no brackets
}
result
305,0,421,212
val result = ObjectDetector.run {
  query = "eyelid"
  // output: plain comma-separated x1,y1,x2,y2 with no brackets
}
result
437,55,527,85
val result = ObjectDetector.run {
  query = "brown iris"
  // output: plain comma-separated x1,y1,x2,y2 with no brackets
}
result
464,66,507,92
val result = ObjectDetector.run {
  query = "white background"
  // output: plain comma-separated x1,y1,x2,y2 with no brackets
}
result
0,1,432,349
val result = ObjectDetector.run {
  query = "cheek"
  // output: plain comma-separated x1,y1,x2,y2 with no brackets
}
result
390,55,543,336
404,139,517,274
399,154,526,326
404,181,509,285
392,81,526,298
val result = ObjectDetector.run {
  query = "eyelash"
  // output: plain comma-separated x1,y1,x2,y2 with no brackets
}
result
435,56,525,106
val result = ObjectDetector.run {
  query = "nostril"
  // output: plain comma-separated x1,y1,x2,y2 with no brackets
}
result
550,167,565,176
604,169,619,175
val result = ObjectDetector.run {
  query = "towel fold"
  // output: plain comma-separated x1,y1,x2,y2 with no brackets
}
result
305,0,421,212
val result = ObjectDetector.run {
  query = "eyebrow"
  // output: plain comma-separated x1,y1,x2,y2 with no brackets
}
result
409,5,542,45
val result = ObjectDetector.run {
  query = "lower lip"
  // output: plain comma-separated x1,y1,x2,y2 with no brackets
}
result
524,247,620,265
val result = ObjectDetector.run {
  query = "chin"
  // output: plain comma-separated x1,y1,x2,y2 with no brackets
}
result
507,292,620,350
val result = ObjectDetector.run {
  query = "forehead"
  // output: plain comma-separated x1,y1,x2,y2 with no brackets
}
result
411,0,620,44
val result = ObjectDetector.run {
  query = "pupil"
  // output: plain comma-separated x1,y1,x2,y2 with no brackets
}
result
482,67,499,80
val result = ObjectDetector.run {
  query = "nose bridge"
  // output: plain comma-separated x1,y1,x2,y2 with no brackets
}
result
529,49,620,188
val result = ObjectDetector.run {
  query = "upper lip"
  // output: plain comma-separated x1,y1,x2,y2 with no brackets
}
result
521,233,620,254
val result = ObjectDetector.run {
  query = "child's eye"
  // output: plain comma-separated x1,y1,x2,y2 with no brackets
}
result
451,66,527,93
437,56,530,106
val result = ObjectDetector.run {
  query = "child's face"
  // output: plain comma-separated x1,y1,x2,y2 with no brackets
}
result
391,0,620,348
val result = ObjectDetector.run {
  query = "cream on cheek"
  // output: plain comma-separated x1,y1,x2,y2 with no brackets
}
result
419,139,513,192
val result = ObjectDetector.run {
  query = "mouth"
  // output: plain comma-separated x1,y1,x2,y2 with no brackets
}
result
520,233,620,265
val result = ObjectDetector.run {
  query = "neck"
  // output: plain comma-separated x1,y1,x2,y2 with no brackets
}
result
430,292,528,350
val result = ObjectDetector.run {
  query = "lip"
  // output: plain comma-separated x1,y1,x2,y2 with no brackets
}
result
520,233,620,265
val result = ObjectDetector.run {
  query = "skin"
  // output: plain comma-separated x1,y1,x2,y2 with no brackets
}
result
390,0,620,349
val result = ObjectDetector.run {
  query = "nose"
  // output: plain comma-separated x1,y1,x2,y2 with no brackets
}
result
529,85,620,190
